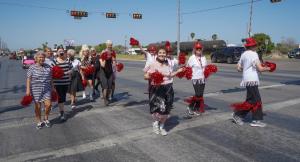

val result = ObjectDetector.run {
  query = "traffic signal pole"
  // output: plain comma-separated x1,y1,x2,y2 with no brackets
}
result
248,0,253,37
177,0,180,56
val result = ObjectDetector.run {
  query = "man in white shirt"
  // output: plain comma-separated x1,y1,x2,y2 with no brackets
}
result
233,37,270,127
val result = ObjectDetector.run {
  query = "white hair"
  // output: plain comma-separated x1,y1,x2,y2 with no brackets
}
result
106,40,113,45
34,51,46,60
79,44,90,59
67,49,76,56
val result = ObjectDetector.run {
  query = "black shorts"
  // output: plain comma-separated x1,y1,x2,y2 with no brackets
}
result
55,85,69,103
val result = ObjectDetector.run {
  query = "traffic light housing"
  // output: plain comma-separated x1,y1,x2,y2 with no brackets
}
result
270,0,281,3
132,13,142,19
70,10,88,17
106,12,117,18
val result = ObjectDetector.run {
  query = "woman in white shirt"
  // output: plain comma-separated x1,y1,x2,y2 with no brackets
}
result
186,41,207,116
67,49,84,109
232,38,270,127
144,48,182,136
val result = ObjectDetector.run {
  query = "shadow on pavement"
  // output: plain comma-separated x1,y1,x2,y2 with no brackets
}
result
0,85,26,94
123,100,149,107
282,80,300,85
165,115,180,132
50,105,93,125
0,104,24,114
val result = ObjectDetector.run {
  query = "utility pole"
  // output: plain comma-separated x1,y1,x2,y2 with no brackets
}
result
248,0,254,37
177,0,180,56
124,35,127,54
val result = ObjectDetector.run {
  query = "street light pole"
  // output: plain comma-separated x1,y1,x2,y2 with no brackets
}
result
248,0,254,37
177,0,180,56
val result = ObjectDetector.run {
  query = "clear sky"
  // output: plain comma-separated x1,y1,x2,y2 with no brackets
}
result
0,0,299,50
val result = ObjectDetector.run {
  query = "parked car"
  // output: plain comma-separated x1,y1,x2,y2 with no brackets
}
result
288,48,300,59
22,54,35,69
210,46,245,64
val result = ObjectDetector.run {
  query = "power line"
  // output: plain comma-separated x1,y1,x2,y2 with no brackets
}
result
0,1,67,12
181,0,263,15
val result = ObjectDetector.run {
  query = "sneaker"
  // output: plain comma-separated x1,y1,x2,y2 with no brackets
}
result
89,95,93,101
36,122,43,130
194,111,202,116
232,113,244,126
250,120,266,127
160,127,168,136
82,93,86,99
44,120,51,128
186,107,194,116
60,114,67,122
71,104,76,110
152,122,160,135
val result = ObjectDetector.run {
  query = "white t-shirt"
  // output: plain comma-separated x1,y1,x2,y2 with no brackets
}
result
71,59,81,71
187,54,207,80
238,50,260,86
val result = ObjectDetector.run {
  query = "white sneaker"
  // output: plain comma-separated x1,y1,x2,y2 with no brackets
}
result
194,111,201,116
232,113,244,126
160,127,168,136
250,120,266,127
82,93,86,99
152,122,160,135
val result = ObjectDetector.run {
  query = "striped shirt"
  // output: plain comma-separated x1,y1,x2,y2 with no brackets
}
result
27,64,52,102
52,59,72,86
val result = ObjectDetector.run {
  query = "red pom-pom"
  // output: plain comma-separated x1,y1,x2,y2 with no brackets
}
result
150,70,164,85
21,95,33,107
264,61,276,72
184,66,193,80
100,52,108,60
51,91,58,102
130,37,139,46
204,64,218,79
111,51,116,58
176,66,192,80
116,62,124,72
184,96,205,113
178,52,186,65
165,41,170,47
52,65,64,79
231,101,262,113
82,79,88,88
83,65,95,76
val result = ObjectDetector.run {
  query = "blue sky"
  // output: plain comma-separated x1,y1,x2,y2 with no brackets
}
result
0,0,299,50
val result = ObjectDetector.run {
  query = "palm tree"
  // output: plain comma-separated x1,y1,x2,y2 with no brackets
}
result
212,34,218,40
190,32,195,40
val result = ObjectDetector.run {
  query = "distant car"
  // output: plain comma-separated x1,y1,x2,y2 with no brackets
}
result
9,52,17,60
288,48,300,59
211,46,245,64
22,54,35,69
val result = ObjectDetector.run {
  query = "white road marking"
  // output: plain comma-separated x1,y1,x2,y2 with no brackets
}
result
1,98,300,162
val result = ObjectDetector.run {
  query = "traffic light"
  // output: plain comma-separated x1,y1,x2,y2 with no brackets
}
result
70,10,88,17
132,13,142,19
270,0,281,3
106,12,117,18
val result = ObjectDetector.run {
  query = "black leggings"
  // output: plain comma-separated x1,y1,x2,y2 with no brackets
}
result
188,82,205,111
55,85,68,103
235,86,263,120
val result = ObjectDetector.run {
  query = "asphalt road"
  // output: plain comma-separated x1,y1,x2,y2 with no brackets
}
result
0,56,300,162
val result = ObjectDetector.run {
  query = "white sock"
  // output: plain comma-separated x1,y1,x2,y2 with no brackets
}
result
160,124,164,129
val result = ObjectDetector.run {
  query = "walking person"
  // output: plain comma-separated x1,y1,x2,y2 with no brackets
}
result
80,45,94,101
99,40,116,106
186,41,207,116
232,37,271,127
67,49,84,109
26,51,54,129
144,48,183,136
52,47,72,122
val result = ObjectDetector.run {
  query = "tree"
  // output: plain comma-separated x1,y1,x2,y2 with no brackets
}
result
190,32,195,40
42,42,48,50
212,34,218,40
275,37,298,54
252,33,275,53
94,43,106,53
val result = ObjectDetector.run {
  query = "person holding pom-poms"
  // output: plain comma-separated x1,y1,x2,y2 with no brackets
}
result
185,41,207,117
144,48,183,136
231,37,271,127
26,51,55,129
